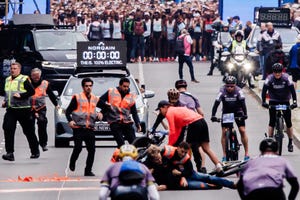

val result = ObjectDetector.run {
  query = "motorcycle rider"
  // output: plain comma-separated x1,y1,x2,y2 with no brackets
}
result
99,144,159,200
227,30,255,88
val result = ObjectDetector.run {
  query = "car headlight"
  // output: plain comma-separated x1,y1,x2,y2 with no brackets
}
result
244,63,252,71
42,61,60,69
137,106,145,115
227,63,234,70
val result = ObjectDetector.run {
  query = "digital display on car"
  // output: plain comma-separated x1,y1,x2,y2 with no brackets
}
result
77,41,127,67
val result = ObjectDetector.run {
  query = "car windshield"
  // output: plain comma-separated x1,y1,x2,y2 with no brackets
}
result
251,27,299,45
35,31,86,51
63,77,139,97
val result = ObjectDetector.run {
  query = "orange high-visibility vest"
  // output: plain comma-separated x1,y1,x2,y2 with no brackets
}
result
71,92,99,128
31,80,48,111
106,88,136,123
163,145,190,165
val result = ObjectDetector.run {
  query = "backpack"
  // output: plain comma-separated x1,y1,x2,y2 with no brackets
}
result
123,19,133,35
175,36,185,55
134,21,145,36
88,23,102,41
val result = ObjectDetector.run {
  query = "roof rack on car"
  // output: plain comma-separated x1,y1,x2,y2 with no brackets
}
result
75,66,131,76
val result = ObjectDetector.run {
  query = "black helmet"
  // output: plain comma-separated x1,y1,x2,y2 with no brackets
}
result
272,63,283,73
259,138,278,152
175,79,187,89
225,76,237,84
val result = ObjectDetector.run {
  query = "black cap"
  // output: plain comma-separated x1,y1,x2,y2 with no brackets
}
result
155,100,170,111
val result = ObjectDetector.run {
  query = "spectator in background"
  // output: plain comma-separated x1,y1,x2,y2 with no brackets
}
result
265,43,288,77
243,21,252,40
289,34,300,90
232,16,243,30
256,22,267,77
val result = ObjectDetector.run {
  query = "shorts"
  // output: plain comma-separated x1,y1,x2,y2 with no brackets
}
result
153,31,161,39
269,101,292,128
186,119,209,144
192,32,202,40
290,68,300,82
221,118,245,128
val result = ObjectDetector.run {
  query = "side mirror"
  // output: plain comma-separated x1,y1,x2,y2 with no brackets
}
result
144,90,155,99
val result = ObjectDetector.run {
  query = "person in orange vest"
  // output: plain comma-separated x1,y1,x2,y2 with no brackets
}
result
145,142,236,190
30,68,59,152
98,77,141,148
65,77,102,176
155,100,223,174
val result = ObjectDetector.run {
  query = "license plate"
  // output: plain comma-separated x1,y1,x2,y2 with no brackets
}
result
95,122,111,131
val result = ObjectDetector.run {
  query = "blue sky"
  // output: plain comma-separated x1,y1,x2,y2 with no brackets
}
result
7,0,46,18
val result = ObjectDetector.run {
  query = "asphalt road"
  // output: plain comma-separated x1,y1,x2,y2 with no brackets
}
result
0,61,299,200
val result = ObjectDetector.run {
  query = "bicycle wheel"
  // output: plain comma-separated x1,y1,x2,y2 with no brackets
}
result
275,117,284,155
132,137,152,162
225,130,231,161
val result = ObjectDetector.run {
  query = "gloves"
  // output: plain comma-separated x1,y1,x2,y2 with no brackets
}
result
211,116,218,122
290,102,298,109
262,102,269,108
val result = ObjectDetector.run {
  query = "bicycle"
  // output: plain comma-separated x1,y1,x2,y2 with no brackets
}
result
268,104,291,155
212,113,242,162
209,159,248,177
132,130,168,162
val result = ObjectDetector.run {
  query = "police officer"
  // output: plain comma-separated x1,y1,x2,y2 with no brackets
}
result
98,77,141,148
65,78,102,176
30,68,58,152
2,62,40,161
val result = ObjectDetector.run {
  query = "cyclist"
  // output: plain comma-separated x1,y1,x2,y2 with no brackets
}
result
99,144,159,200
237,138,299,200
211,76,249,161
261,63,297,152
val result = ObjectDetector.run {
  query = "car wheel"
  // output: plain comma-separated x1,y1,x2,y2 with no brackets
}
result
55,139,69,147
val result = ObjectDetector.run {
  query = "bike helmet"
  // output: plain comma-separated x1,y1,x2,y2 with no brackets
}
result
235,30,244,41
167,88,180,103
175,79,187,89
119,144,138,160
259,138,278,152
225,76,237,85
272,63,284,73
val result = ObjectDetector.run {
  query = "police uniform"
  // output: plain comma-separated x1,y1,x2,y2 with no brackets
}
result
31,79,58,150
2,74,39,160
65,92,99,175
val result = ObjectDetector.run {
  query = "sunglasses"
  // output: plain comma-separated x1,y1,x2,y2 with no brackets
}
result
226,85,235,88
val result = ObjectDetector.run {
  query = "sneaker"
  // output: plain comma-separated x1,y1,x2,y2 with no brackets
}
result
221,156,227,162
244,155,250,161
2,153,15,161
41,145,48,152
288,144,294,152
198,167,207,174
192,56,196,61
215,163,223,173
159,58,163,62
69,161,76,171
202,56,207,61
30,153,40,159
191,79,200,83
84,171,95,176
207,71,213,76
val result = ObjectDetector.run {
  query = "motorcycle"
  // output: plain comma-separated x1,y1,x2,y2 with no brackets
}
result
221,46,256,88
